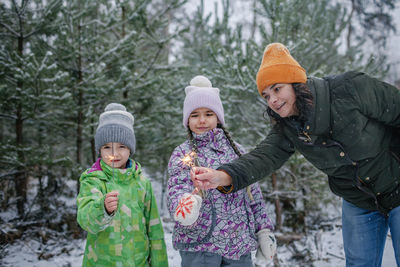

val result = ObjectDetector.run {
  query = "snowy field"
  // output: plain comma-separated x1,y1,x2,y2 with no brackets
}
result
1,218,397,267
1,178,397,267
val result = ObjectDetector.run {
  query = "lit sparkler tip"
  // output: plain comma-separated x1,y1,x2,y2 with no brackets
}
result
181,151,200,169
181,154,192,165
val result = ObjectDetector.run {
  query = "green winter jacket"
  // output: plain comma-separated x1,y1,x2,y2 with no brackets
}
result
219,72,400,214
77,158,168,267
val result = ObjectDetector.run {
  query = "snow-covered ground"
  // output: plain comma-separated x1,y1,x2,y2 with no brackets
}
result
1,177,397,267
1,217,396,267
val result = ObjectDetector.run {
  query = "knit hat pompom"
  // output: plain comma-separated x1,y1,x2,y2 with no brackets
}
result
185,76,220,96
182,75,224,128
105,103,127,112
190,75,213,88
256,43,307,95
95,103,136,156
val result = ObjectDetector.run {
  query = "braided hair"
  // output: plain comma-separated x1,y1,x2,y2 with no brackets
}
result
219,125,242,157
187,128,199,155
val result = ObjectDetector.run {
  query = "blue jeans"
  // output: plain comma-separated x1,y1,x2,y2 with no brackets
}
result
179,251,253,267
342,200,400,267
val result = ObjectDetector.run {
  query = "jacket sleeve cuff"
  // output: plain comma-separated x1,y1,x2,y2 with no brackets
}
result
217,185,234,194
102,198,115,223
216,168,237,193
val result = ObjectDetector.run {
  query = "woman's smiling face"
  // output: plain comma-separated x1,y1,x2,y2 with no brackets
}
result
262,83,298,118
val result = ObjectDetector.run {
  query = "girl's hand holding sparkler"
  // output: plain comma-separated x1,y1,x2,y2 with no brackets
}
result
104,191,119,215
174,193,202,226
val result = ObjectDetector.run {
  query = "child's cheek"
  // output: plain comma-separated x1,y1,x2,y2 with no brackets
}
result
102,157,111,167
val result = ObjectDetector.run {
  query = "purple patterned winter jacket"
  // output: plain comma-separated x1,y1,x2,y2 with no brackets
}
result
167,128,274,260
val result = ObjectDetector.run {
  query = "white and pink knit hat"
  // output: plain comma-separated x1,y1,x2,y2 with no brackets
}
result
182,75,225,128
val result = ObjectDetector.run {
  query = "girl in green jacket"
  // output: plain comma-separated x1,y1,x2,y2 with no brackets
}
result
192,43,400,266
77,103,168,267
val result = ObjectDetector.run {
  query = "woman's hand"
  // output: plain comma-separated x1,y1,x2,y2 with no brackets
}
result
191,167,232,190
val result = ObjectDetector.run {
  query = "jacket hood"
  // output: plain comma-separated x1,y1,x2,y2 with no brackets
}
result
81,158,141,183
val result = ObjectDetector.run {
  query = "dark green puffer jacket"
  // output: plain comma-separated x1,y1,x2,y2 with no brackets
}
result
219,71,400,214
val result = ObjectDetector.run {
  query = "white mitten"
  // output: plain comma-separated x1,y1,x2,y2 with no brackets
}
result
174,193,202,226
255,228,277,263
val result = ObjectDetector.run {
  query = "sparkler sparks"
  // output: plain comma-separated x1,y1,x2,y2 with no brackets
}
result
181,152,197,168
180,151,202,196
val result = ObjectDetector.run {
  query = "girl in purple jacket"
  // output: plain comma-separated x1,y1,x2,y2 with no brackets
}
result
167,75,276,267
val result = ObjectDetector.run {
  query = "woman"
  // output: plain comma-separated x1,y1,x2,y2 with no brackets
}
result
192,43,400,266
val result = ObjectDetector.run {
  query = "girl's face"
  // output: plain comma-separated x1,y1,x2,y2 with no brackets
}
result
100,142,130,169
262,83,298,118
188,107,218,134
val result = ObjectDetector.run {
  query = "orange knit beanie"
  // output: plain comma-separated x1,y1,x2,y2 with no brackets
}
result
256,43,307,95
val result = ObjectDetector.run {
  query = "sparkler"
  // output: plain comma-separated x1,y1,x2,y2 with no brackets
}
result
181,152,196,167
180,151,202,196
107,142,116,182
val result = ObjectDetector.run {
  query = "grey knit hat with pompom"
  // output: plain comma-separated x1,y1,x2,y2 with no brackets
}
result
95,103,136,156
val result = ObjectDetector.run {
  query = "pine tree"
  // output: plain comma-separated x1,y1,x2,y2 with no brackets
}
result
0,0,62,216
345,0,397,49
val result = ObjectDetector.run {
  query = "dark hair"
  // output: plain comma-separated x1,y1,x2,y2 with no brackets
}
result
265,82,313,123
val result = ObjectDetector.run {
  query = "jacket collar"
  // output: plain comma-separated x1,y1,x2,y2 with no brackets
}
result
304,76,331,137
192,128,226,152
87,158,140,183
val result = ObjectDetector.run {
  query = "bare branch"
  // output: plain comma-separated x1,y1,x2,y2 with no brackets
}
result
0,171,24,179
0,114,17,120
0,22,19,37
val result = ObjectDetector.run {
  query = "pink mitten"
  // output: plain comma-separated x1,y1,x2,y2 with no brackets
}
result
174,193,202,226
